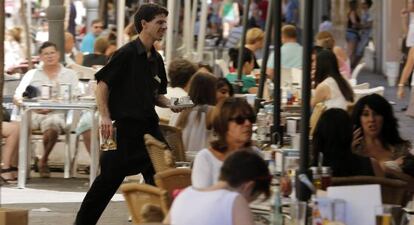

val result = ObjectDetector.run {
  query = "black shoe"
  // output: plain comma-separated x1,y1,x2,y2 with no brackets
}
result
402,106,408,111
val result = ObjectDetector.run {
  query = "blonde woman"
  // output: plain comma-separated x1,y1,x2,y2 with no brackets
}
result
245,27,264,69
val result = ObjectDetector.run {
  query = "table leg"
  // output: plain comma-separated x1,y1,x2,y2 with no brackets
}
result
17,109,30,189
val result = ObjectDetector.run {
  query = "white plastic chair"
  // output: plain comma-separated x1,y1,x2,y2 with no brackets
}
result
352,82,370,90
354,86,384,102
351,62,366,80
69,64,97,80
348,78,357,86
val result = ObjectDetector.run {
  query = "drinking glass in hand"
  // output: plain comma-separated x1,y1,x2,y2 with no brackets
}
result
100,124,117,151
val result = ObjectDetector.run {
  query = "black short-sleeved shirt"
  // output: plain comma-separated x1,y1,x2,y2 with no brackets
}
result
82,53,107,67
95,38,167,122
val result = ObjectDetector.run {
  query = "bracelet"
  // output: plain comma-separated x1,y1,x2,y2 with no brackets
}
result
398,83,405,87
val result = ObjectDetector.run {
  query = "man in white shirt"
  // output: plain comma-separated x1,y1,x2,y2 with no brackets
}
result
267,25,303,79
14,41,80,178
155,59,198,122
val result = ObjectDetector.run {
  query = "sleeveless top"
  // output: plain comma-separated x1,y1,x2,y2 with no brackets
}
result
174,105,213,160
170,187,239,225
347,11,360,31
320,77,349,110
222,3,235,21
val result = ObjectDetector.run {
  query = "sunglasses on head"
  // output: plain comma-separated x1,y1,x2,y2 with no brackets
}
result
229,115,256,124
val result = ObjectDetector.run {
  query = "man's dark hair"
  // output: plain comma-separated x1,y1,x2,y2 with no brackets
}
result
91,19,103,26
168,59,198,88
321,15,330,21
134,3,168,33
362,0,373,8
38,41,58,54
282,24,298,39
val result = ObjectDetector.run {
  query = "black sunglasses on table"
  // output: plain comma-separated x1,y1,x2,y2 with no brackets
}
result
229,115,256,124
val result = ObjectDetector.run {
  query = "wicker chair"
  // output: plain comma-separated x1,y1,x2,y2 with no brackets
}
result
139,223,165,225
331,176,410,206
144,134,175,173
154,168,192,197
159,118,170,125
310,103,327,136
120,183,170,224
158,124,187,162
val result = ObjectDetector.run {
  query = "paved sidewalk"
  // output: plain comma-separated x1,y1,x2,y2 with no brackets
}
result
2,177,131,225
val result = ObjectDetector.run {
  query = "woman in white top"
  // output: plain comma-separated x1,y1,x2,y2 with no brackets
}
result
172,72,217,159
312,49,354,110
191,97,256,188
164,150,271,225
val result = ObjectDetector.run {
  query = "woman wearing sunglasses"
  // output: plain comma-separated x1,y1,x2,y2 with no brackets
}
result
191,97,257,188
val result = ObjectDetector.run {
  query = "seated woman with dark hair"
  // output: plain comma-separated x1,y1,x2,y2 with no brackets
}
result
191,97,256,188
216,77,234,103
312,49,354,110
313,108,383,177
163,150,271,225
226,47,257,94
352,94,413,180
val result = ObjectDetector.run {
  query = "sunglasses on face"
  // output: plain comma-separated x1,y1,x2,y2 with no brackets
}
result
94,26,104,29
229,115,256,125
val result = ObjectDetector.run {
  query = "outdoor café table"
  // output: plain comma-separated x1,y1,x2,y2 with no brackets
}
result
17,99,99,189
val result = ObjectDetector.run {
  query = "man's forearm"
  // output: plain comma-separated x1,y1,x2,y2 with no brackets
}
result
156,95,170,108
96,81,111,118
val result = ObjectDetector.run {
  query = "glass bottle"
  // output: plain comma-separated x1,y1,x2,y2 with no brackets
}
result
270,186,283,225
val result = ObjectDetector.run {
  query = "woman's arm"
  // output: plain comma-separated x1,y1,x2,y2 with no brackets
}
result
232,195,255,225
398,47,414,99
162,212,171,224
333,46,350,63
401,8,409,36
311,83,330,108
370,158,384,177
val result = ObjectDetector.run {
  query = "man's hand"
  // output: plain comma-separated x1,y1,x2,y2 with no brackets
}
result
170,106,186,113
100,116,113,139
397,86,405,99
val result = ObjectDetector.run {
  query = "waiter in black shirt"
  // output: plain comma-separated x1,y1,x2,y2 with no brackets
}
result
75,4,177,225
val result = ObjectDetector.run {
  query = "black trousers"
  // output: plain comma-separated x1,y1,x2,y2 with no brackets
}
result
74,118,164,225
